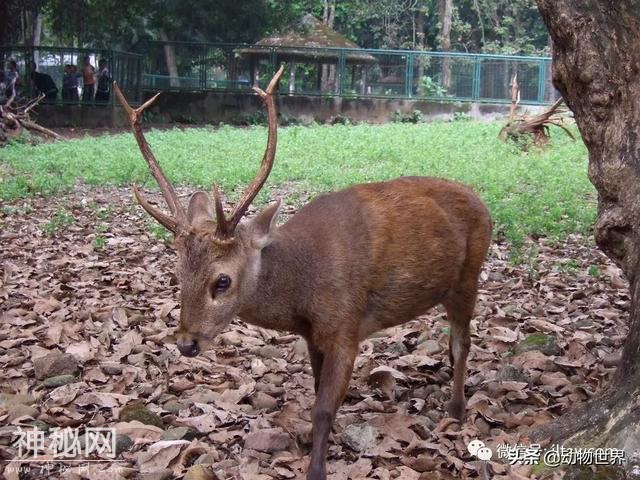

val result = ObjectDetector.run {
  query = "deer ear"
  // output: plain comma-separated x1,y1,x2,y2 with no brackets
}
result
246,200,281,249
187,191,214,226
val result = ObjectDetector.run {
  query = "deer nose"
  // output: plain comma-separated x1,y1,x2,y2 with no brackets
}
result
177,339,199,357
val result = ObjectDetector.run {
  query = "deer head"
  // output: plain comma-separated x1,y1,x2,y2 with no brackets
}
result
114,66,284,357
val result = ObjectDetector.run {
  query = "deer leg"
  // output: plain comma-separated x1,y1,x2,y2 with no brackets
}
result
307,339,358,480
306,340,324,393
443,297,474,421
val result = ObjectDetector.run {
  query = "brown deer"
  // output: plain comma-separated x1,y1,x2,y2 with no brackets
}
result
114,66,492,480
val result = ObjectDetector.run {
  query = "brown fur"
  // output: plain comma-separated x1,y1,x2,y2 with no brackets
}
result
173,176,492,480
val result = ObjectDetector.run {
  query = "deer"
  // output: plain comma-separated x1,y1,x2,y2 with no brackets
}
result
113,66,492,480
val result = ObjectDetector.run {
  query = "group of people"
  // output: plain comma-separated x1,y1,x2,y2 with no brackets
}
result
0,56,112,105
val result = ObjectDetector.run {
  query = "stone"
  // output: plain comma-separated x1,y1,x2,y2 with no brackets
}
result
388,341,409,356
418,340,443,356
163,400,184,414
162,427,198,441
115,434,134,455
196,453,219,465
183,464,217,480
220,331,242,346
101,363,123,375
496,364,530,383
33,351,79,380
127,352,146,366
0,393,36,407
250,392,278,412
244,428,291,453
254,345,282,359
119,403,164,428
342,424,378,452
263,373,285,386
8,404,40,422
516,333,562,356
43,374,77,387
141,469,173,480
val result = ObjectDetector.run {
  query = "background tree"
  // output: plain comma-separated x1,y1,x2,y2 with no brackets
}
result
534,0,640,471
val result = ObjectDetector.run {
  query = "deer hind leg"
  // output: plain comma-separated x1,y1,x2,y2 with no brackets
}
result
306,339,324,393
443,286,477,421
307,337,358,480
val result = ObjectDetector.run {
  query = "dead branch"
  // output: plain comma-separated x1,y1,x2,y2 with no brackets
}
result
500,93,574,148
1,91,61,146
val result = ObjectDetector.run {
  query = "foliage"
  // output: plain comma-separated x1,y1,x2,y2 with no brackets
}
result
3,0,550,56
1,121,592,246
391,110,424,123
42,207,74,236
418,76,448,97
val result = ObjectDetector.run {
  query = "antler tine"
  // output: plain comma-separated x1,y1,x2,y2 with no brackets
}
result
212,184,230,238
114,82,186,232
224,65,285,234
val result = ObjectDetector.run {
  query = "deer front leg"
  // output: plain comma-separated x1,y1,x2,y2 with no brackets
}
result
307,339,358,480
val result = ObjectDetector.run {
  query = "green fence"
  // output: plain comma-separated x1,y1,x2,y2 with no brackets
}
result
140,41,556,105
0,46,142,105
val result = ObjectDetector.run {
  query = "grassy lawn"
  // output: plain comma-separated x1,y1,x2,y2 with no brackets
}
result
0,121,593,247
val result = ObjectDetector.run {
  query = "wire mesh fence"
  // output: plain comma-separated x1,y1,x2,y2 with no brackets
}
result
1,43,554,106
139,41,556,105
0,46,142,105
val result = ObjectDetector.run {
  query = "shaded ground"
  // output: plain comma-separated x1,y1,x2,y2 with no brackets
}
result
0,186,629,479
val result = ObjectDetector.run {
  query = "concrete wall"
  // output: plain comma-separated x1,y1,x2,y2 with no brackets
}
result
33,92,535,128
35,104,129,129
146,91,519,125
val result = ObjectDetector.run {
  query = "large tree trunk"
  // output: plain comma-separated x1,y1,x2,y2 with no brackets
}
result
534,1,640,475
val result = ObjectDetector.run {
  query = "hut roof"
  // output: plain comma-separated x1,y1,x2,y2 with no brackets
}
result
238,14,376,63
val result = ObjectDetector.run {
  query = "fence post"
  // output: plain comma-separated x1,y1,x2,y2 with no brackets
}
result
405,52,414,98
537,58,546,104
200,48,206,90
338,49,345,95
472,55,482,101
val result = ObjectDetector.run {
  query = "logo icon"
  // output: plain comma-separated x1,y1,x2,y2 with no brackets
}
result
467,439,493,461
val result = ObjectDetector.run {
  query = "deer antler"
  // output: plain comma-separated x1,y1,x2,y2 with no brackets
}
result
114,83,187,233
212,65,284,238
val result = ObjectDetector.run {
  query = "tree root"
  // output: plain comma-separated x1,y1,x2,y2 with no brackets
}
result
530,384,640,478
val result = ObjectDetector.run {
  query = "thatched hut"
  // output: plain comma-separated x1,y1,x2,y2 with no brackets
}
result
238,14,376,94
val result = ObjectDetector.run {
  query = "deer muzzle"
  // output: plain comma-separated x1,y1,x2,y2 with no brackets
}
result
176,338,199,357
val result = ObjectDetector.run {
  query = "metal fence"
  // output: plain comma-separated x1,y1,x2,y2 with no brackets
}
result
140,41,556,105
0,46,143,105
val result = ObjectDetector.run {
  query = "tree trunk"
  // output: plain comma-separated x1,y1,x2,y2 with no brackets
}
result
159,30,179,88
439,0,453,90
534,0,640,474
31,9,42,68
415,3,426,90
321,0,337,93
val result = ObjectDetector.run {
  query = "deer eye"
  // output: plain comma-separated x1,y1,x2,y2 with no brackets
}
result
212,274,231,295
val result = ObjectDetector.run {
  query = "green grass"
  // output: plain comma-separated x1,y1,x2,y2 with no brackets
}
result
0,122,593,246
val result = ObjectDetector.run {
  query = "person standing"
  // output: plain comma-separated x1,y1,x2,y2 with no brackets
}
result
62,64,78,101
95,59,111,105
81,56,95,104
6,59,20,98
30,70,59,100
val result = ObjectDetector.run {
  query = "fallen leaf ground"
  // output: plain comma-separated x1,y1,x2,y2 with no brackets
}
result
0,186,629,480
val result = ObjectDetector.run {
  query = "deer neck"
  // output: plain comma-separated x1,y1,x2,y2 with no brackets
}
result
236,231,307,333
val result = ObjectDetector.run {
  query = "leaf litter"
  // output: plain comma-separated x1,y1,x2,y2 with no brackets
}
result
0,185,629,479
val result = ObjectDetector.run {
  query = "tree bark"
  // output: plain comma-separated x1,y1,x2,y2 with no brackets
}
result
159,30,179,88
439,0,453,90
534,0,640,473
415,3,426,87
